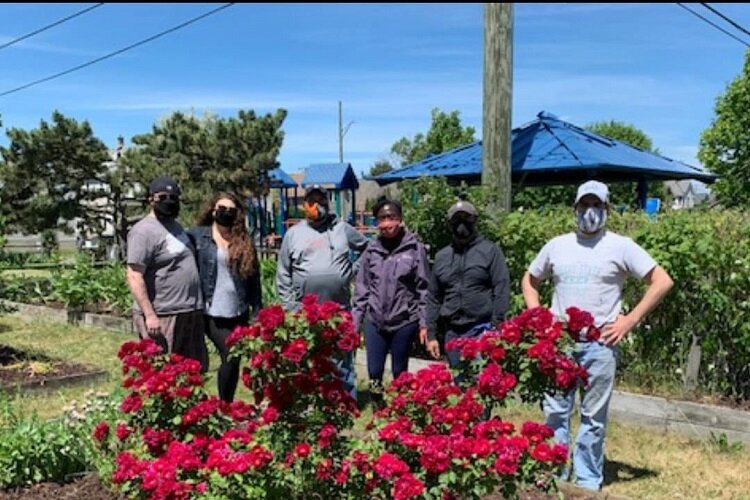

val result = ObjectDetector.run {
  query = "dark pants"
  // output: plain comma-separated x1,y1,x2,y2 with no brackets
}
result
364,320,419,384
134,310,208,373
445,322,493,420
205,312,249,403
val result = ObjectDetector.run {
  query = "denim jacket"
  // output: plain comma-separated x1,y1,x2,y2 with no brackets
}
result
188,226,262,316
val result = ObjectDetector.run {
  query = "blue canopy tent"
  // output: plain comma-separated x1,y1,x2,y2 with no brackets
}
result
301,163,360,222
373,112,717,207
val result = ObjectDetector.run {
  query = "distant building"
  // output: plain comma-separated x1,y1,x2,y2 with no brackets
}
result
664,180,712,209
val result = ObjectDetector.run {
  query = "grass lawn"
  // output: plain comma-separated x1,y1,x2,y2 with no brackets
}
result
1,314,749,499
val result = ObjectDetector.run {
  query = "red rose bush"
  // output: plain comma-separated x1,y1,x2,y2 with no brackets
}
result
93,298,591,499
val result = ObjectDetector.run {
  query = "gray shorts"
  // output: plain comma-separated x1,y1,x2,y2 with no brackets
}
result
133,310,208,372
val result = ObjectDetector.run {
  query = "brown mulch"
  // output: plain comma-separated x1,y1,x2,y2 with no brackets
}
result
2,474,119,500
0,345,96,388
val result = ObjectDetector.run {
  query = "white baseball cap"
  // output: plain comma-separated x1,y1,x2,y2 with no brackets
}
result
575,180,609,205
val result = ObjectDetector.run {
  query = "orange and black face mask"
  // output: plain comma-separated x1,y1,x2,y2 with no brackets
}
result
303,201,327,221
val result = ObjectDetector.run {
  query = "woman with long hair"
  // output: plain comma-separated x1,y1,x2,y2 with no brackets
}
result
190,192,262,402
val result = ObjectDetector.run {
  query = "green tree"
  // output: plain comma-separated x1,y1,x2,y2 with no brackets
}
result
587,120,656,152
512,120,664,208
698,50,750,207
121,109,287,223
587,121,665,206
391,108,476,166
368,159,394,177
0,111,110,236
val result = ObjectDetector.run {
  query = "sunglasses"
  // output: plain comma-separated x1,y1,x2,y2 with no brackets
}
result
215,206,238,216
153,193,179,202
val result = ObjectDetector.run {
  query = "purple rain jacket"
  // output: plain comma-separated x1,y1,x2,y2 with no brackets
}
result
351,230,431,333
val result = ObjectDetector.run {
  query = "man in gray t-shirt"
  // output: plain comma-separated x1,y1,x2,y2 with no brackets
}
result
521,181,673,492
126,176,207,370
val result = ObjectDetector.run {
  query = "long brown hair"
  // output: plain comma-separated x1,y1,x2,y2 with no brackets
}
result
196,192,257,279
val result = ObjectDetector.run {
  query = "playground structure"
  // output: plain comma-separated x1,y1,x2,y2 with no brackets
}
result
249,164,379,251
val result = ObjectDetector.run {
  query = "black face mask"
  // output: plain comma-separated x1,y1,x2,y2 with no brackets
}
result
214,210,236,227
451,221,476,243
154,199,180,219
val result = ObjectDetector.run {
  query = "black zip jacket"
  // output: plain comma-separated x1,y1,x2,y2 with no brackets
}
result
426,236,510,340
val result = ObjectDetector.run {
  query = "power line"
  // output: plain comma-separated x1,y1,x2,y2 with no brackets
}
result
0,3,235,98
0,3,105,52
676,3,750,48
700,3,750,38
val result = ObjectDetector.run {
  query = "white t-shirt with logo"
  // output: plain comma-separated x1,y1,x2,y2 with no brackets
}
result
528,231,656,327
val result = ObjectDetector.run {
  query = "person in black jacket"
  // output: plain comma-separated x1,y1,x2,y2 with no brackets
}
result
190,192,262,402
425,200,511,375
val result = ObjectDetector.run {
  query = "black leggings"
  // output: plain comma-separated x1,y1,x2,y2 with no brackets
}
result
205,312,249,403
364,320,418,383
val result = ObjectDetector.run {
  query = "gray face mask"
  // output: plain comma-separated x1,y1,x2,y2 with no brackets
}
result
576,206,607,234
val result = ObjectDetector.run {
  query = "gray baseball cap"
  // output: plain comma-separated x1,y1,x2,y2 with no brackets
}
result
447,200,477,218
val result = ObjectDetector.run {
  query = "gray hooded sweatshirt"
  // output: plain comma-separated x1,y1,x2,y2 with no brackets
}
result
276,215,369,310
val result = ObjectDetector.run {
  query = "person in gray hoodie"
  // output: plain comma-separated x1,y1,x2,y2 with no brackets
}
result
276,185,369,397
352,197,431,407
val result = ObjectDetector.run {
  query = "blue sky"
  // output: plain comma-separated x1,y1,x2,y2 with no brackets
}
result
0,3,748,177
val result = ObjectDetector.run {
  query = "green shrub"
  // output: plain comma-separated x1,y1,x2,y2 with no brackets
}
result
0,396,87,488
50,256,130,314
0,275,53,304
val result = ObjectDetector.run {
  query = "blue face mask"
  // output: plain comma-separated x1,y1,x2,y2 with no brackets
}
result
576,206,607,234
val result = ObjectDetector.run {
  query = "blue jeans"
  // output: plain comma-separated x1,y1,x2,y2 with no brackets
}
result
334,350,357,401
543,341,618,491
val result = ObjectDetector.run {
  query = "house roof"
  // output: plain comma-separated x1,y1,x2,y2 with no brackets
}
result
372,111,717,186
301,163,359,190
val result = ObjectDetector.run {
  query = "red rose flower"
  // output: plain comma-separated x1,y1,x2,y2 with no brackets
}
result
282,339,308,363
565,307,594,335
93,422,109,442
115,423,132,441
393,473,425,500
257,304,286,330
295,442,312,458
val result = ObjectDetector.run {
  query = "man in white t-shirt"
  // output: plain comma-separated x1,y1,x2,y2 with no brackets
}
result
521,180,673,491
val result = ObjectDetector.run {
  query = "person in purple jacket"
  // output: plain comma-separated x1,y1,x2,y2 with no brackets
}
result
352,196,431,407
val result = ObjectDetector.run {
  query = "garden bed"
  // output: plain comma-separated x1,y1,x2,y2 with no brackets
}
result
0,345,106,392
2,474,117,500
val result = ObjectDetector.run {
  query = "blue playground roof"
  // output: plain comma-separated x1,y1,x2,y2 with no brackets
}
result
301,163,359,190
372,111,717,186
268,168,298,189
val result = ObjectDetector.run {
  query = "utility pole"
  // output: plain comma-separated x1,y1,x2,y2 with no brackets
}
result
482,3,513,213
338,100,354,163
